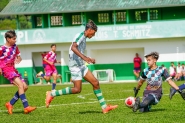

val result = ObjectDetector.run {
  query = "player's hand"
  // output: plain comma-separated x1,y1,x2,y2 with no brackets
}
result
84,57,93,64
178,90,185,100
57,60,61,64
0,68,2,75
90,58,95,64
48,61,54,65
14,56,22,64
133,87,140,97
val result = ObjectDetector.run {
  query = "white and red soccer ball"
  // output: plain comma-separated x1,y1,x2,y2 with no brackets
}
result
125,97,135,108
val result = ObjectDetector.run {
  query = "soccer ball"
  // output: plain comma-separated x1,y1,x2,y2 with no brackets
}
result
125,97,135,108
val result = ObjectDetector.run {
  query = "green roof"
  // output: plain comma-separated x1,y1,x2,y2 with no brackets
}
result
1,0,185,15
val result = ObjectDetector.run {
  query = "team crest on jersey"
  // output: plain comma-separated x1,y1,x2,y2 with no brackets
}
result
156,71,161,76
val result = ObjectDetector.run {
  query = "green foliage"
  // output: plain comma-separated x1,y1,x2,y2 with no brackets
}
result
0,82,185,123
0,0,9,11
0,1,32,30
0,18,16,30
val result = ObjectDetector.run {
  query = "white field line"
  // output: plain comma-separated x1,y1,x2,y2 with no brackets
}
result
0,93,176,113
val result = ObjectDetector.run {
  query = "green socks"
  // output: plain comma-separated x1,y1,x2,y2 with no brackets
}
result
94,89,107,109
51,87,72,96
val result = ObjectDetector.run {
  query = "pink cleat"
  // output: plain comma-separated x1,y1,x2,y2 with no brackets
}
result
45,91,54,108
102,104,118,114
5,102,13,115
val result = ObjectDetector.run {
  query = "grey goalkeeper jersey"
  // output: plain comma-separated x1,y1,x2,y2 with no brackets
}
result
69,32,86,67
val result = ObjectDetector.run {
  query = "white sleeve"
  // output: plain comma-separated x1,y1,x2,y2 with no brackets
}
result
73,33,84,45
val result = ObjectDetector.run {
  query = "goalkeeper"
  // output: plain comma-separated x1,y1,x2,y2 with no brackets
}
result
132,52,185,113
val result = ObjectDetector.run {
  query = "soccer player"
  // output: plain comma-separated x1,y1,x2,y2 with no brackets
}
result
170,63,185,99
174,62,182,81
132,52,185,112
169,62,176,79
40,52,51,85
133,53,142,80
0,30,36,114
45,20,118,114
37,44,61,90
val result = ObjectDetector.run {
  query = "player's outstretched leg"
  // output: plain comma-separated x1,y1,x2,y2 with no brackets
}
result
5,81,30,114
5,91,19,114
13,78,36,114
170,83,185,100
84,70,118,114
36,71,44,77
45,87,72,108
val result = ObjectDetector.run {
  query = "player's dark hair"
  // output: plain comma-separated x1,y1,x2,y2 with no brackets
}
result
145,52,159,60
85,19,97,31
182,63,184,65
5,30,16,39
51,44,56,48
171,62,174,64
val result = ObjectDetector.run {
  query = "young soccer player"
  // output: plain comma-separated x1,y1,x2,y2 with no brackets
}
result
133,53,142,80
132,52,185,112
40,52,51,84
0,30,36,114
169,62,176,79
174,62,182,81
45,20,118,114
37,44,61,90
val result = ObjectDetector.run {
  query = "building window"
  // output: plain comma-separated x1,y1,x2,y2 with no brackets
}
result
72,15,82,25
112,11,126,22
135,10,147,21
36,17,42,27
51,16,62,26
150,10,158,20
98,13,109,23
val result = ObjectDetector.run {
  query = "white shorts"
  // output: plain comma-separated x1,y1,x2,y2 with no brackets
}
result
69,65,88,81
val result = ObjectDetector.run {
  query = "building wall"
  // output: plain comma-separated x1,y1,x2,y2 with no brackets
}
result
1,37,185,85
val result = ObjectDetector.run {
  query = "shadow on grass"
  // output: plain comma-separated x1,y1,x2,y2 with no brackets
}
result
2,110,24,115
149,108,166,112
126,108,166,114
79,110,102,114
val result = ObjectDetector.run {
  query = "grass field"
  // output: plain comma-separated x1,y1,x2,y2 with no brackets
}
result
0,81,185,123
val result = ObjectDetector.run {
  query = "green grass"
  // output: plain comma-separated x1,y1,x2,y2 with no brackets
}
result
0,81,185,123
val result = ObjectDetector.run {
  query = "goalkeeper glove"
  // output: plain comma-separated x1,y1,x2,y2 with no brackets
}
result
133,87,140,97
177,90,185,100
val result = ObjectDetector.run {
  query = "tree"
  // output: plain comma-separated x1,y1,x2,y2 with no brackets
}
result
0,0,32,30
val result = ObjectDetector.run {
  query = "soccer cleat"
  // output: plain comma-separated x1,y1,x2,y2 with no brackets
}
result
24,106,36,114
5,102,13,115
102,105,118,114
45,91,54,108
133,97,140,112
169,87,177,100
36,71,43,77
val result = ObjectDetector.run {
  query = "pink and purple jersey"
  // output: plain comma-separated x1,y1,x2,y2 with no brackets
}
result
0,44,24,83
44,51,57,64
44,51,57,76
0,44,20,68
134,57,142,68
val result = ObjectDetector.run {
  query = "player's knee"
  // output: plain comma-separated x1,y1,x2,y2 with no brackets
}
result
73,87,81,93
24,85,28,91
18,83,24,91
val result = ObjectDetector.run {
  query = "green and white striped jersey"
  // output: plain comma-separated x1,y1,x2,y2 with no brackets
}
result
69,32,86,66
